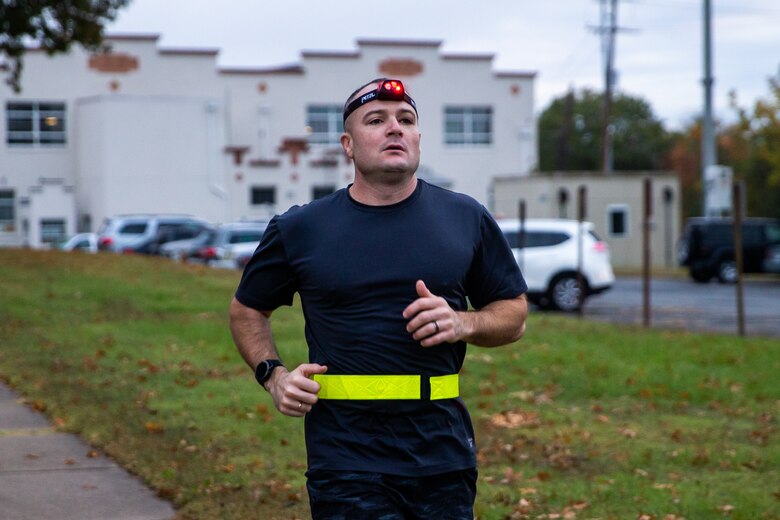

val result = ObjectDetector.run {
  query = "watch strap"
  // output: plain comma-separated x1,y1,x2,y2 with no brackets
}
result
254,359,284,388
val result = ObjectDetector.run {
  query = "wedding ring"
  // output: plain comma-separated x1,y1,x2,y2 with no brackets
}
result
433,321,440,333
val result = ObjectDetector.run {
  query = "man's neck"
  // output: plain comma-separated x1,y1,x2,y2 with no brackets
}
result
349,175,418,206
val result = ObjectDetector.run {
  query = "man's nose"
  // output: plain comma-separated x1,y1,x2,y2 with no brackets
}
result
386,117,403,134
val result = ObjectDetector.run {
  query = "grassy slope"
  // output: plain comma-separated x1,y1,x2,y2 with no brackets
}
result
0,250,777,519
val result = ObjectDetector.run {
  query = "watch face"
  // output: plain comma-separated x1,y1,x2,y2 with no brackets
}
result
257,361,271,381
256,360,281,386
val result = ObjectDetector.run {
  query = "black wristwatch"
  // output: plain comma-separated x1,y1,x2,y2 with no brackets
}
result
254,359,284,388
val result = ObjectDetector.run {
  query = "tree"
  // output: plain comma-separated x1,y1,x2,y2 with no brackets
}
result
665,70,780,220
0,0,131,93
539,88,672,172
721,72,780,219
665,121,704,219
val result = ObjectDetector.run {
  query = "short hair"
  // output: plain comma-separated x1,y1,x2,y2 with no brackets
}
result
343,77,388,112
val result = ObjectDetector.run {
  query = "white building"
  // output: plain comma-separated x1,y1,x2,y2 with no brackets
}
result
0,34,537,248
492,172,681,268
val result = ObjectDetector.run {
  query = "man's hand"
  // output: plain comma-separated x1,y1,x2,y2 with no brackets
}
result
266,363,328,417
403,280,528,348
403,280,466,347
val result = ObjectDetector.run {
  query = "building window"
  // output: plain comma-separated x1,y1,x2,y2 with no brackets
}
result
607,204,629,237
312,185,336,200
307,105,343,145
251,186,276,205
6,101,67,146
40,218,66,244
0,190,14,231
444,106,492,145
557,188,569,219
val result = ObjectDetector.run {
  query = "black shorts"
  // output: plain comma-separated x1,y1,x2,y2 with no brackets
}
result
306,468,477,520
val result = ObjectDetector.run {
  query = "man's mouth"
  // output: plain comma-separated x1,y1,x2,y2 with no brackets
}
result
384,143,406,152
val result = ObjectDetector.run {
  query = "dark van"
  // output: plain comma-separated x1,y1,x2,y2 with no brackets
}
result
677,217,780,283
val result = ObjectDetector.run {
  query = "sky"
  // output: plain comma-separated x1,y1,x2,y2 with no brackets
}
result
108,0,780,131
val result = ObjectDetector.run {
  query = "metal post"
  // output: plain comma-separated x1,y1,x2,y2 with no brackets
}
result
732,181,745,336
642,178,653,327
577,186,587,316
518,199,526,275
701,0,716,215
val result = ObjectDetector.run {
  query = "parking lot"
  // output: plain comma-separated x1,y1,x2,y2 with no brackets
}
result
580,276,780,337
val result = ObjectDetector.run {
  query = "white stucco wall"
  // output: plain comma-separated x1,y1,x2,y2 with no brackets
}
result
1,35,537,246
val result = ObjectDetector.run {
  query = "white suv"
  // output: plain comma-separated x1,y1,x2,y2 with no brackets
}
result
97,214,211,254
498,218,615,311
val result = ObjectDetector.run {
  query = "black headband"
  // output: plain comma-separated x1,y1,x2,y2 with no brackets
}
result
343,79,418,124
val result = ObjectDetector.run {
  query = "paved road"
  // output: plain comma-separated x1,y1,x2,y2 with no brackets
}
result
581,276,780,337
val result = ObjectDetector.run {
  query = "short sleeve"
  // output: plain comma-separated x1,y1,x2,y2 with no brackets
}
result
465,210,527,309
234,217,298,311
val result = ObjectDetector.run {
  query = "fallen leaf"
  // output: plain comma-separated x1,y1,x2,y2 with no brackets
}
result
144,421,164,434
489,410,540,429
717,504,735,514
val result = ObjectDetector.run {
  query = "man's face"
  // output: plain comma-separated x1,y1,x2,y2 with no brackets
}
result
341,83,421,179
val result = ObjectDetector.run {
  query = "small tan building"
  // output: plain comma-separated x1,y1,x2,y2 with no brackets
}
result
492,172,681,269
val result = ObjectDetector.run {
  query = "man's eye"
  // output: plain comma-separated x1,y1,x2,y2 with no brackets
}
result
401,118,415,125
368,118,382,125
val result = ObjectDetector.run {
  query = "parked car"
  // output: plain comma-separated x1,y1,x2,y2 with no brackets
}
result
677,217,780,283
498,218,615,311
763,244,780,274
57,232,98,253
159,227,216,261
190,222,268,268
97,214,212,254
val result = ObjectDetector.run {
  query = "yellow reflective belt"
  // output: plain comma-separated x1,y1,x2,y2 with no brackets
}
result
430,374,459,400
313,374,459,400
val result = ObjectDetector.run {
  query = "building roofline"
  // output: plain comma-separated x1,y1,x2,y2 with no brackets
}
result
494,70,538,79
301,50,360,59
441,53,495,61
105,33,161,42
218,64,305,75
159,47,220,57
356,38,443,48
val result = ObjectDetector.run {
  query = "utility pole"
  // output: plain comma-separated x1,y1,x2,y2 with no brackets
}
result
590,0,635,175
701,0,716,216
601,0,617,175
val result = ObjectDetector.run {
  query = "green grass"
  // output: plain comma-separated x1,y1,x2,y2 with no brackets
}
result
0,249,778,520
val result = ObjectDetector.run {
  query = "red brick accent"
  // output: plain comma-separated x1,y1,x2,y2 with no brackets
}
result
378,58,423,77
224,146,250,166
248,158,281,168
88,53,139,73
278,138,309,166
310,158,339,168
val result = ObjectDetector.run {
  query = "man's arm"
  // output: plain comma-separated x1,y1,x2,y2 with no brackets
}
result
229,297,326,416
403,280,528,348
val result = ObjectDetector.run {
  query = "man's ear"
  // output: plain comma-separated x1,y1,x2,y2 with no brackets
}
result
340,132,354,160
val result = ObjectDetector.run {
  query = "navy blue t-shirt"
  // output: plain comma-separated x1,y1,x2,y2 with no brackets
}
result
235,180,526,475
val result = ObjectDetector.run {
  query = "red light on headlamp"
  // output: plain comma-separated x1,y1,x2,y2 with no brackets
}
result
343,79,418,123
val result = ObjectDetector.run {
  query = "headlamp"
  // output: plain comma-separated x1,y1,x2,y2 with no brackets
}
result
343,79,418,124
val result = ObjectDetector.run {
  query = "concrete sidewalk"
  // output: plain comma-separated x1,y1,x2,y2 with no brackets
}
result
0,382,175,520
